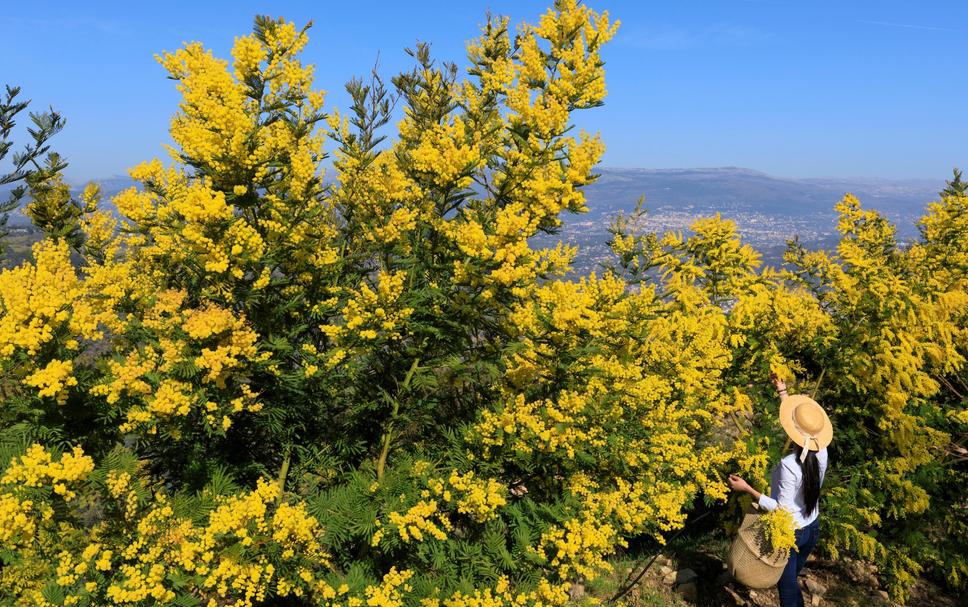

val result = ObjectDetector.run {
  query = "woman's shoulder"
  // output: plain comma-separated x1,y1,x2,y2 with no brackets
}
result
778,452,801,473
777,448,827,472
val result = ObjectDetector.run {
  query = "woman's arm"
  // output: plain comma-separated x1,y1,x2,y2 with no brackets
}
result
771,372,788,402
728,474,769,506
726,373,792,507
729,465,798,513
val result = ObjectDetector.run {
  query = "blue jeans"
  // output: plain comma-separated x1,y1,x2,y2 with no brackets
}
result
777,517,820,607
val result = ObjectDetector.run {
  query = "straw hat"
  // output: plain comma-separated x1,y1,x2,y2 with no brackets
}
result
779,394,833,461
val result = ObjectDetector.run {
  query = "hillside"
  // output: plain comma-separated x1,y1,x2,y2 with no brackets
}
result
531,167,941,273
2,168,942,272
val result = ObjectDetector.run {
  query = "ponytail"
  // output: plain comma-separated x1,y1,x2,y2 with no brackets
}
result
795,445,821,516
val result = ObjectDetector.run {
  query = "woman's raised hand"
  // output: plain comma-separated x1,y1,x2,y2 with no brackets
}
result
770,371,787,396
728,474,751,493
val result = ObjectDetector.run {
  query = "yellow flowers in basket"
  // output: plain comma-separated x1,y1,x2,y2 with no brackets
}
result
759,508,799,555
728,506,799,589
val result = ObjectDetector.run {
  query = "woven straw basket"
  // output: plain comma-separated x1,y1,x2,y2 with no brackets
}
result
726,505,791,589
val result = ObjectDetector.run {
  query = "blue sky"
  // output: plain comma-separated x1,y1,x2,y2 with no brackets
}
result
1,1,965,180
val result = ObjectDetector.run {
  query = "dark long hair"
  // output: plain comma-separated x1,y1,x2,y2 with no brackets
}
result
794,445,821,516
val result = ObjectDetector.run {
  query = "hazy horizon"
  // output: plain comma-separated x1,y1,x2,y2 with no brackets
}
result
55,165,952,187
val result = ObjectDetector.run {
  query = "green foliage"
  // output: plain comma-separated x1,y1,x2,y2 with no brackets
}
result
940,167,967,199
0,86,69,257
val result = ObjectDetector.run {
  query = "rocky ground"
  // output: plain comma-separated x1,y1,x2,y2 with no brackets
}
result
578,548,960,607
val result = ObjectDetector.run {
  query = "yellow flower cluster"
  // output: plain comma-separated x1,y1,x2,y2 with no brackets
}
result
910,193,968,292
537,513,617,581
373,465,508,548
0,240,78,356
449,208,581,301
328,150,426,249
182,304,263,387
88,290,265,435
41,477,341,607
533,473,712,583
0,239,127,408
152,14,327,269
423,0,617,305
507,271,628,342
322,271,414,343
464,247,751,583
188,480,330,604
402,116,482,189
759,507,799,554
115,163,274,284
726,279,836,382
441,470,507,523
248,567,401,607
2,444,95,501
157,43,256,176
475,391,607,459
231,35,267,80
23,359,77,404
383,499,451,544
419,577,570,607
0,493,51,550
357,567,413,607
105,470,131,499
145,379,194,416
90,349,157,406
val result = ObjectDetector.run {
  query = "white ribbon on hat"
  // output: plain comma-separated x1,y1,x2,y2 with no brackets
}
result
793,434,820,464
793,413,821,462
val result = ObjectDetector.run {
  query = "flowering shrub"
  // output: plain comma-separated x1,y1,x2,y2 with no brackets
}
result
0,1,965,605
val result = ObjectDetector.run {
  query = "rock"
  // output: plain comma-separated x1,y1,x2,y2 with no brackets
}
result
676,581,698,603
659,565,674,576
663,571,677,585
879,590,890,601
725,586,747,606
805,578,827,596
509,483,528,497
811,594,822,606
568,581,584,600
675,568,698,585
672,569,699,603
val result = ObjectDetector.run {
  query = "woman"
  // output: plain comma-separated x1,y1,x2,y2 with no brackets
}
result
728,374,833,607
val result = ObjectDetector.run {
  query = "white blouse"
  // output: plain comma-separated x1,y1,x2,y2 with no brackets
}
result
757,447,828,529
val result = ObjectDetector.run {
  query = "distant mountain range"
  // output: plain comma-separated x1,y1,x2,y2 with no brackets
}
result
2,167,944,271
580,167,938,222
535,167,940,273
